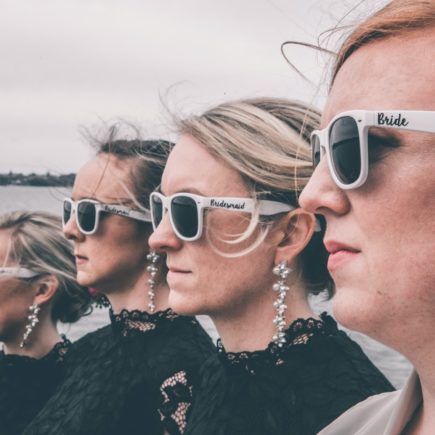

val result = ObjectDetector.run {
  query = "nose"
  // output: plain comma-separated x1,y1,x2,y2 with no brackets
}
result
148,213,183,253
62,213,85,242
299,159,350,217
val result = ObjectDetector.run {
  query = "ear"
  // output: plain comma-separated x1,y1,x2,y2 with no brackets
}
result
273,209,317,265
31,275,59,307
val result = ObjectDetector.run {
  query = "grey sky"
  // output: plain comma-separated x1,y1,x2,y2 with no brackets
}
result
1,0,387,173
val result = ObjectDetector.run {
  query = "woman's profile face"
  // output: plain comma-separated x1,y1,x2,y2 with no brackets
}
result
0,230,35,343
300,30,435,352
63,154,150,293
148,134,279,317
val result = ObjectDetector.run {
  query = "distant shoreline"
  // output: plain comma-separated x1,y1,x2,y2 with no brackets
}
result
0,172,75,187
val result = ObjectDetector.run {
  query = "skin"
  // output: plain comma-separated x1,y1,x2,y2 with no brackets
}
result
299,30,435,433
0,230,61,358
149,134,316,352
63,153,169,312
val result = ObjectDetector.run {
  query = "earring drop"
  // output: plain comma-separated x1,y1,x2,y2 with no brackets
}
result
20,303,40,348
146,251,160,313
272,260,292,347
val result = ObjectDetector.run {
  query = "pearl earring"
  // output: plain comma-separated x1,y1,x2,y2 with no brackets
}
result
272,260,292,347
146,251,160,313
20,303,40,348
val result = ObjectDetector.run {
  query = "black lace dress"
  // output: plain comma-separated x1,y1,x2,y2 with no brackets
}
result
0,336,71,435
23,309,215,435
185,313,395,435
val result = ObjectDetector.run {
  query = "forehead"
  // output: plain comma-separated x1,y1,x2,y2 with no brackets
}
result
72,154,135,202
324,29,435,125
161,134,246,196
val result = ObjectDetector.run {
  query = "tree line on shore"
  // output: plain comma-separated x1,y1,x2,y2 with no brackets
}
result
0,172,75,187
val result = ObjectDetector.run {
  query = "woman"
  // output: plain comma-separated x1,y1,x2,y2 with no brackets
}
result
0,211,91,435
299,1,435,433
24,133,214,435
149,98,394,435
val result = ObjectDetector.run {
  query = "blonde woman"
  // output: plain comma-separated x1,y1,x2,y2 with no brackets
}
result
24,134,214,435
149,98,394,435
0,211,91,435
300,1,435,433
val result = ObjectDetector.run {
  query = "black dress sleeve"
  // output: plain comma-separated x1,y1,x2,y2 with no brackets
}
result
0,337,70,435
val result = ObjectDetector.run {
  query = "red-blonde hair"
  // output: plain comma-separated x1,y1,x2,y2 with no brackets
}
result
331,0,435,86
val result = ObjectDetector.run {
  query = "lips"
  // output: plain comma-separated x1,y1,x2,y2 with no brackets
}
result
167,264,190,274
75,254,88,265
324,240,360,272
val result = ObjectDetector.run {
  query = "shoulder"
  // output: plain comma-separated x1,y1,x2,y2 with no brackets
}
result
318,390,401,435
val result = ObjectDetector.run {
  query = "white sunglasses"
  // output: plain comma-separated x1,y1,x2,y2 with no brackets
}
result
150,192,295,241
312,110,435,189
0,267,39,279
63,198,151,235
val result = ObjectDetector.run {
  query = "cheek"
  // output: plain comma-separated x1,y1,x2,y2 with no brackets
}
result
0,287,33,338
174,245,273,316
79,228,148,284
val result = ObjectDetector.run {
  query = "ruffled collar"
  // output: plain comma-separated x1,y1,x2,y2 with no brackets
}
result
0,335,71,367
217,313,337,373
109,307,181,337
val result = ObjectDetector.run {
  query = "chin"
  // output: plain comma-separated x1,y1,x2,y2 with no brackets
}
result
168,289,203,316
76,272,96,288
332,289,374,335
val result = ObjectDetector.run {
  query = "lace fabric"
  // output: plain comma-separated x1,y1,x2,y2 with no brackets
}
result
0,334,71,368
217,313,333,374
159,371,194,435
109,307,182,337
185,313,395,435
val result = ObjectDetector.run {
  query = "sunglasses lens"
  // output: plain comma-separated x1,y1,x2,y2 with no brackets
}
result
63,200,72,225
330,116,361,184
172,196,198,239
77,201,97,233
150,194,164,229
311,134,321,168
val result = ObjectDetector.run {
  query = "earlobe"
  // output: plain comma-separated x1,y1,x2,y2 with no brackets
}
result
274,209,316,265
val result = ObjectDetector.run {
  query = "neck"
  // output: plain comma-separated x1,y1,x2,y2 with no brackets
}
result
389,327,435,435
213,283,316,352
3,311,61,359
404,362,435,434
102,269,170,314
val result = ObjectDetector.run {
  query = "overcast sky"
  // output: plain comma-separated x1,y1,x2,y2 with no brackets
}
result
1,0,388,174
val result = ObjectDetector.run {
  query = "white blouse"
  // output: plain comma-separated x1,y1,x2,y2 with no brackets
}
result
318,371,421,435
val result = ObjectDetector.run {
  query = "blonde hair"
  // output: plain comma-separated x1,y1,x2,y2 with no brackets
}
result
177,98,318,196
175,97,332,296
331,0,435,86
85,123,173,221
0,211,92,323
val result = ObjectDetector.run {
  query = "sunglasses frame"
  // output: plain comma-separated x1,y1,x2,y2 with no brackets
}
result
150,192,295,242
312,110,435,190
0,267,39,279
63,198,151,235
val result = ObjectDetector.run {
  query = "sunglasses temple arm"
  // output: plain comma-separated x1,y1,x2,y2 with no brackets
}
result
258,200,295,215
129,210,152,222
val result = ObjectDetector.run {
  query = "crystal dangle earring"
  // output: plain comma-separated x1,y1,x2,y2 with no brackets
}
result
146,251,160,313
20,303,40,348
272,260,292,347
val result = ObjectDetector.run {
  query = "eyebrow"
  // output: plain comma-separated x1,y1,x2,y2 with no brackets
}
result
368,128,402,147
158,186,207,196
